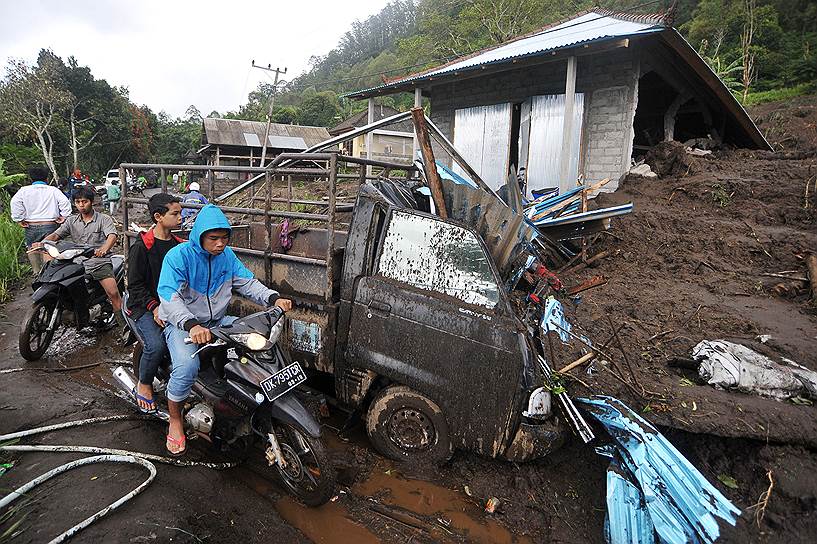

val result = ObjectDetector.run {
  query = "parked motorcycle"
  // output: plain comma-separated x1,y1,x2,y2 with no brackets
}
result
19,241,125,360
114,301,336,506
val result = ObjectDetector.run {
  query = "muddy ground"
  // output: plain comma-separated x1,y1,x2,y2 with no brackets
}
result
2,96,816,544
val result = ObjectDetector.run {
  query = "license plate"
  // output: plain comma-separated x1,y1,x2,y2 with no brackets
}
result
259,362,307,402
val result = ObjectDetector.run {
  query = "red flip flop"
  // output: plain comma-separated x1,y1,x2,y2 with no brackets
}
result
166,433,186,457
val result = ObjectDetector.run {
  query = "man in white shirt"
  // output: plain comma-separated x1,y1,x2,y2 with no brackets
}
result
11,166,72,274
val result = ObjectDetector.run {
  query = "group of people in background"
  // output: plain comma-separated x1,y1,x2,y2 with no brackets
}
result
10,166,209,274
10,164,290,456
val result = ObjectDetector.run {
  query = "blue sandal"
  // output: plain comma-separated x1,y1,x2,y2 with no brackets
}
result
132,388,157,414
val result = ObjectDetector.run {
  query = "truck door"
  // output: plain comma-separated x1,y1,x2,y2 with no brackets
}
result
346,209,522,457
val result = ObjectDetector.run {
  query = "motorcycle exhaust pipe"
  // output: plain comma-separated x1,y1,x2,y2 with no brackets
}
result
112,366,169,421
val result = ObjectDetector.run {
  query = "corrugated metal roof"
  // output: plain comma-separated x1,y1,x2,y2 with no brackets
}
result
202,118,331,148
348,11,664,97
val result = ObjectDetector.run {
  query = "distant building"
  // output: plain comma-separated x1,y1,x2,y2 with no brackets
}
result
348,9,770,197
329,105,414,164
198,118,332,181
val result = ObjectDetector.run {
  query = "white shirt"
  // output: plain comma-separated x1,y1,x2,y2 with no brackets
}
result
10,182,72,222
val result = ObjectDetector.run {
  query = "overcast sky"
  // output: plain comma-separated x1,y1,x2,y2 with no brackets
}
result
0,0,388,117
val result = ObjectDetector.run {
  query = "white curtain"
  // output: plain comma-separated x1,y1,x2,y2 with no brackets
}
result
452,103,512,190
524,94,585,197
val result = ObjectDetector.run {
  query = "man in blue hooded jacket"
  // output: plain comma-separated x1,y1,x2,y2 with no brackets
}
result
158,204,291,455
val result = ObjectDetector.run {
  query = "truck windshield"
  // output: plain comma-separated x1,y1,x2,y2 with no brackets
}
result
377,210,499,309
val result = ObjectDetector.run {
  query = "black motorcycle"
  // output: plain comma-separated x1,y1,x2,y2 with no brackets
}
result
115,301,337,506
19,240,125,360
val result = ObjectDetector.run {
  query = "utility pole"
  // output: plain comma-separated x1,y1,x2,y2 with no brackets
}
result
252,61,287,168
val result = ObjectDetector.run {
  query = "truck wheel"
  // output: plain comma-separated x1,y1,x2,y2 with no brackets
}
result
366,385,452,464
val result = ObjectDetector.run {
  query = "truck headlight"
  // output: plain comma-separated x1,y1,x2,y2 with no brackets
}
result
522,387,552,420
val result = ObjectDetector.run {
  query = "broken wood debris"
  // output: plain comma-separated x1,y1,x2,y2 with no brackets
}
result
566,275,607,296
806,254,817,305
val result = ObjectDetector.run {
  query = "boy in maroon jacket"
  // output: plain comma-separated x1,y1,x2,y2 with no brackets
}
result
126,193,183,411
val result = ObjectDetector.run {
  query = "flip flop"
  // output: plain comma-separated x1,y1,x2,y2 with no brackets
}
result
132,388,157,414
166,433,186,457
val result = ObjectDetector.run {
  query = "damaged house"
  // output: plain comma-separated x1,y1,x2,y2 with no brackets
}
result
329,105,415,164
347,9,771,197
198,117,331,181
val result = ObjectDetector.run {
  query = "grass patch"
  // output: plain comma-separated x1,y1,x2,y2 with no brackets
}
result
0,194,29,301
743,84,816,107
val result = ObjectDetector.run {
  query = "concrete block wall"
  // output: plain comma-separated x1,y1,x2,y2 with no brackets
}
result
428,47,639,190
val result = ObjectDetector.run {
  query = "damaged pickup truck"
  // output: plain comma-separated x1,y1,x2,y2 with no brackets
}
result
125,113,570,464
243,145,567,464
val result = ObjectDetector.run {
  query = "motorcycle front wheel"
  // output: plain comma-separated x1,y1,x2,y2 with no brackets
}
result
19,301,58,361
269,423,336,506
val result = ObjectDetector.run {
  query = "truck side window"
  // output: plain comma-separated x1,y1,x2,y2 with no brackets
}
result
377,210,500,309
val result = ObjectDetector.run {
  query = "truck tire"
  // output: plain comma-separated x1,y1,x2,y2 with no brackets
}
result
366,385,453,464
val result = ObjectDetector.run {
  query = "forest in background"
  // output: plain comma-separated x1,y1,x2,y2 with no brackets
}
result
1,0,815,179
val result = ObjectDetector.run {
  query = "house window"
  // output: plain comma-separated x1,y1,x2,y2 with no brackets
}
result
377,210,499,309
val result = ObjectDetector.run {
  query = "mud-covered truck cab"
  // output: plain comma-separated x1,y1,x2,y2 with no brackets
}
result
328,183,563,463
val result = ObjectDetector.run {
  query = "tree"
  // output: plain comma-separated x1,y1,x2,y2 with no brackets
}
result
297,91,341,127
0,57,72,181
0,158,26,189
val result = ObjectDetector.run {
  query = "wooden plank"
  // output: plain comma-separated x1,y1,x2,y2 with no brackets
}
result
411,107,448,219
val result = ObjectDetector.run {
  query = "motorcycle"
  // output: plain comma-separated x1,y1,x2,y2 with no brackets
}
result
19,241,125,360
114,300,337,506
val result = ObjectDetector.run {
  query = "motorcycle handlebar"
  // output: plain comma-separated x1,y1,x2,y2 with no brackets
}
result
183,306,286,344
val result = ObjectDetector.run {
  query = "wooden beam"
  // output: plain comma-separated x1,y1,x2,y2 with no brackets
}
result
411,107,447,219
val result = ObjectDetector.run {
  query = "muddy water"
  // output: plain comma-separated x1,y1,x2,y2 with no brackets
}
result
275,497,380,544
356,462,531,544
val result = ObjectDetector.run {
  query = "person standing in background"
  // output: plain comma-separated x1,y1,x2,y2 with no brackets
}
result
107,179,121,216
11,166,71,274
180,181,209,227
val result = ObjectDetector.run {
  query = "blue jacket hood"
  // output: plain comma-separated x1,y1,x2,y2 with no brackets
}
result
189,204,231,252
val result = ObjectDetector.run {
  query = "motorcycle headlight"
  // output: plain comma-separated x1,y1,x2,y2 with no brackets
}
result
230,332,270,351
57,248,83,260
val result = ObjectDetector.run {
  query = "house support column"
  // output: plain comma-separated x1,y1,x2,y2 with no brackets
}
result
412,88,422,162
366,98,375,176
559,56,577,186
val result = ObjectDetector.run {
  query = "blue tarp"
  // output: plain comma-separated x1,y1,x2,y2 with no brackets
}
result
579,396,741,544
435,160,479,188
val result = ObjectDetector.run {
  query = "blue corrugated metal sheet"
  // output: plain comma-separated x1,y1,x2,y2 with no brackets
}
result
349,11,664,97
579,396,741,544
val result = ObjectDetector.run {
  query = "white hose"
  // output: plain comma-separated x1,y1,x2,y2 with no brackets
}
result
0,454,156,544
0,414,141,442
0,414,238,542
1,444,237,469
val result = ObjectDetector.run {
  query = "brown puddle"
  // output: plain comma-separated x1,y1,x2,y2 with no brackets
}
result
355,463,531,544
275,497,380,544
